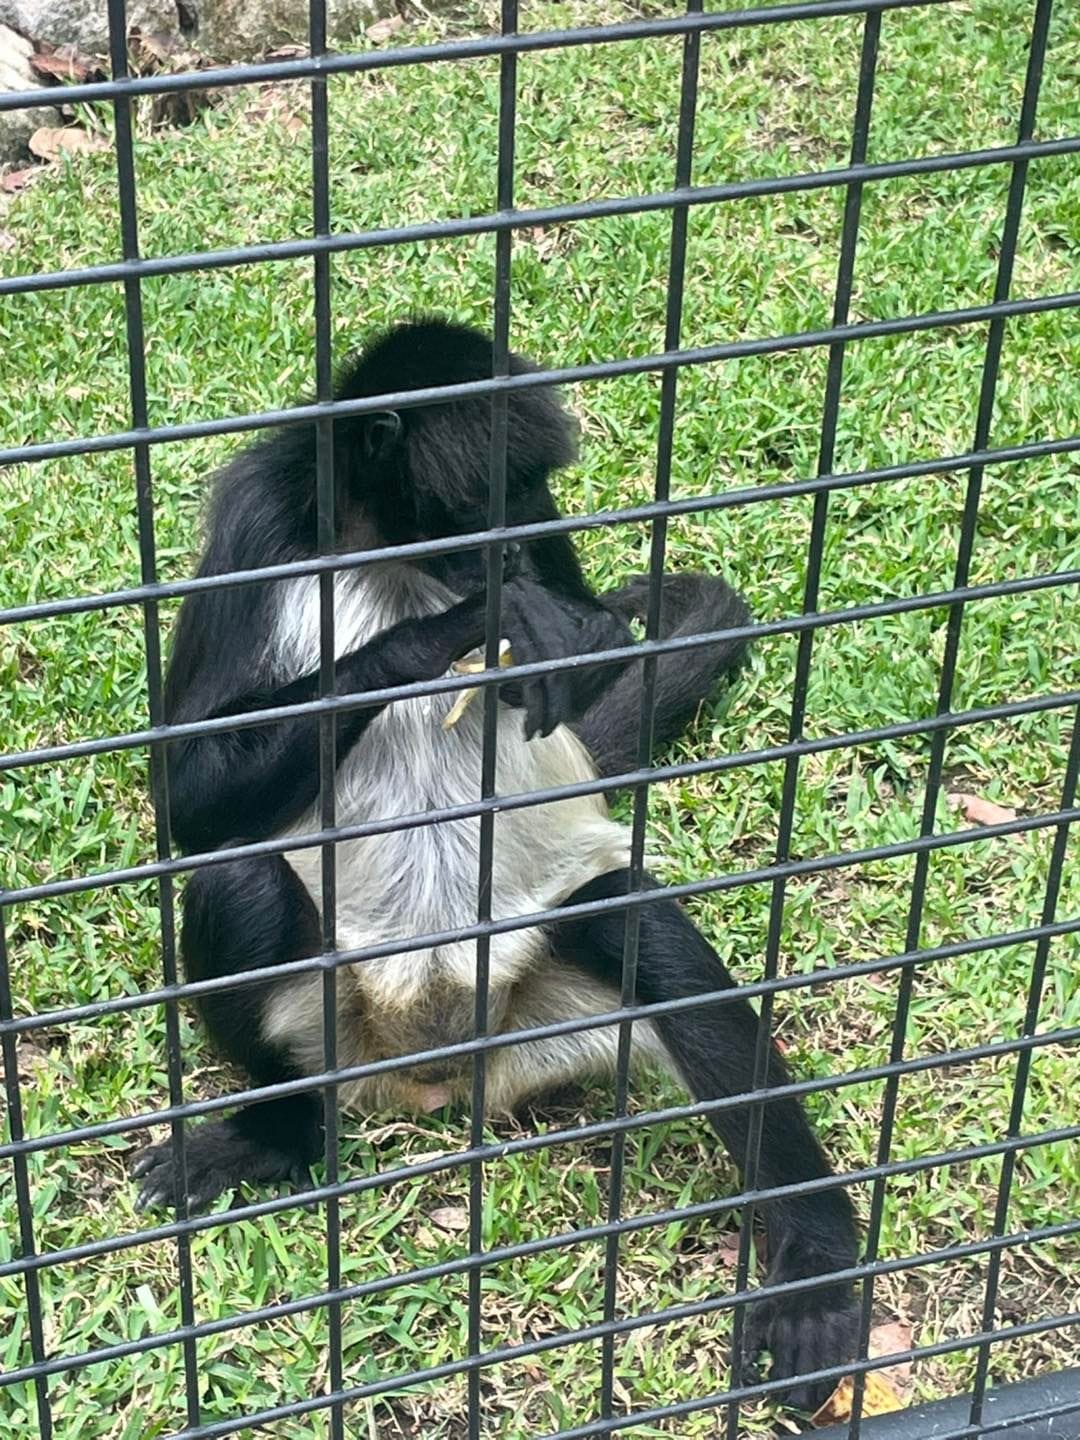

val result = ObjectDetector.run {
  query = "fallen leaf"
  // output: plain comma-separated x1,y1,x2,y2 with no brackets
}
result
242,88,308,139
367,14,407,42
810,1370,904,1427
869,1318,914,1400
29,48,100,82
428,1205,468,1232
1,167,39,193
126,26,215,128
0,232,15,251
717,1231,742,1267
265,43,309,60
28,127,110,161
948,792,1017,827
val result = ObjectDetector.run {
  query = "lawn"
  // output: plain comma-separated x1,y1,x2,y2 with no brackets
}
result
0,0,1078,1436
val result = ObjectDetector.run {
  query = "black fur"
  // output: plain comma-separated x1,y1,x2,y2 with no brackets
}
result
132,854,325,1211
134,316,857,1411
552,870,858,1411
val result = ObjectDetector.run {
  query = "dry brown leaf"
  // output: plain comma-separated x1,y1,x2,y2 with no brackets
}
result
428,1205,469,1232
2,167,40,193
716,1231,742,1267
265,43,310,60
367,14,407,43
29,48,100,83
948,791,1017,827
869,1318,914,1400
242,88,308,139
810,1370,904,1427
29,127,110,161
810,1318,913,1427
0,232,15,252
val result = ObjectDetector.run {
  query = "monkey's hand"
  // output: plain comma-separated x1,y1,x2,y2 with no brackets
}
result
496,576,633,739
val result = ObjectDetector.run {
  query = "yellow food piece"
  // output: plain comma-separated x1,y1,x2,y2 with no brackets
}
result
811,1371,904,1427
443,641,513,731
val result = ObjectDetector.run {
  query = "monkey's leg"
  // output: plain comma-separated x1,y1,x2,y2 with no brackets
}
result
575,573,751,778
550,869,858,1413
132,853,324,1213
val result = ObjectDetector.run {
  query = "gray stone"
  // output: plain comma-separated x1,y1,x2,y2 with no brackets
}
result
192,0,384,60
0,1,177,58
0,22,60,162
0,0,392,61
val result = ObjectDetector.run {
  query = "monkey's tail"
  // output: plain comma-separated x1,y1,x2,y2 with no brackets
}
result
574,572,752,780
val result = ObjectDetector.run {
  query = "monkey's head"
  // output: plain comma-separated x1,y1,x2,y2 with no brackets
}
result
338,318,577,566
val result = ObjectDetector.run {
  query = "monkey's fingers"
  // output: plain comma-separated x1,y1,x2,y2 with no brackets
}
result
523,671,575,739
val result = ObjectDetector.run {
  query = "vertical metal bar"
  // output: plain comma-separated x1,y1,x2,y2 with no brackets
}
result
0,917,53,1438
598,5,703,1422
468,5,517,1435
106,0,200,1425
308,0,343,1433
724,13,880,1435
847,3,1054,1432
967,709,1080,1424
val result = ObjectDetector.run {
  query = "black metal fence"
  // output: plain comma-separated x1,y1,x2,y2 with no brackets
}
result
1,0,1077,1436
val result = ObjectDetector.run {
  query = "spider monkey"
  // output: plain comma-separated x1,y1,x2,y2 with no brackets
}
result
131,317,858,1409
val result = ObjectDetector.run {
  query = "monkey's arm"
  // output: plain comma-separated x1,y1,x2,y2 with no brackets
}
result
166,596,486,854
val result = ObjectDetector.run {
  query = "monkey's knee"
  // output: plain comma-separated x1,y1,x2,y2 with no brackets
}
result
181,851,317,983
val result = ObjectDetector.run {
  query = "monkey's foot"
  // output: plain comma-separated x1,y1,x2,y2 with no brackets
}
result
742,1280,859,1413
131,1119,313,1215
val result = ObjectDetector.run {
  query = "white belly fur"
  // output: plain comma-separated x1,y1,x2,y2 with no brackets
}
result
259,566,643,1112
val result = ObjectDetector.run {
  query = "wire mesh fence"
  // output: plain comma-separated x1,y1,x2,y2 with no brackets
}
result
1,0,1078,1437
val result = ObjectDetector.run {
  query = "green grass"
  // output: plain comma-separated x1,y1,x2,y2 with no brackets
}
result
1,0,1079,1435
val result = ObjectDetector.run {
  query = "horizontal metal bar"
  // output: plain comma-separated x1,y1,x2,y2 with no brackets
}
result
2,290,1076,469
3,567,1077,792
2,133,1076,301
2,815,1074,1036
0,0,954,115
2,684,1074,921
4,1077,1076,1284
163,1309,1080,1440
810,1368,1080,1439
3,430,1078,631
3,805,1077,1037
4,1217,1076,1391
540,1318,1080,1440
6,1122,1076,1286
5,978,1077,1164
3,790,1076,1017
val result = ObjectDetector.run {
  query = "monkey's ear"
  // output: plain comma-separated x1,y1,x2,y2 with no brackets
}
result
362,410,403,462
